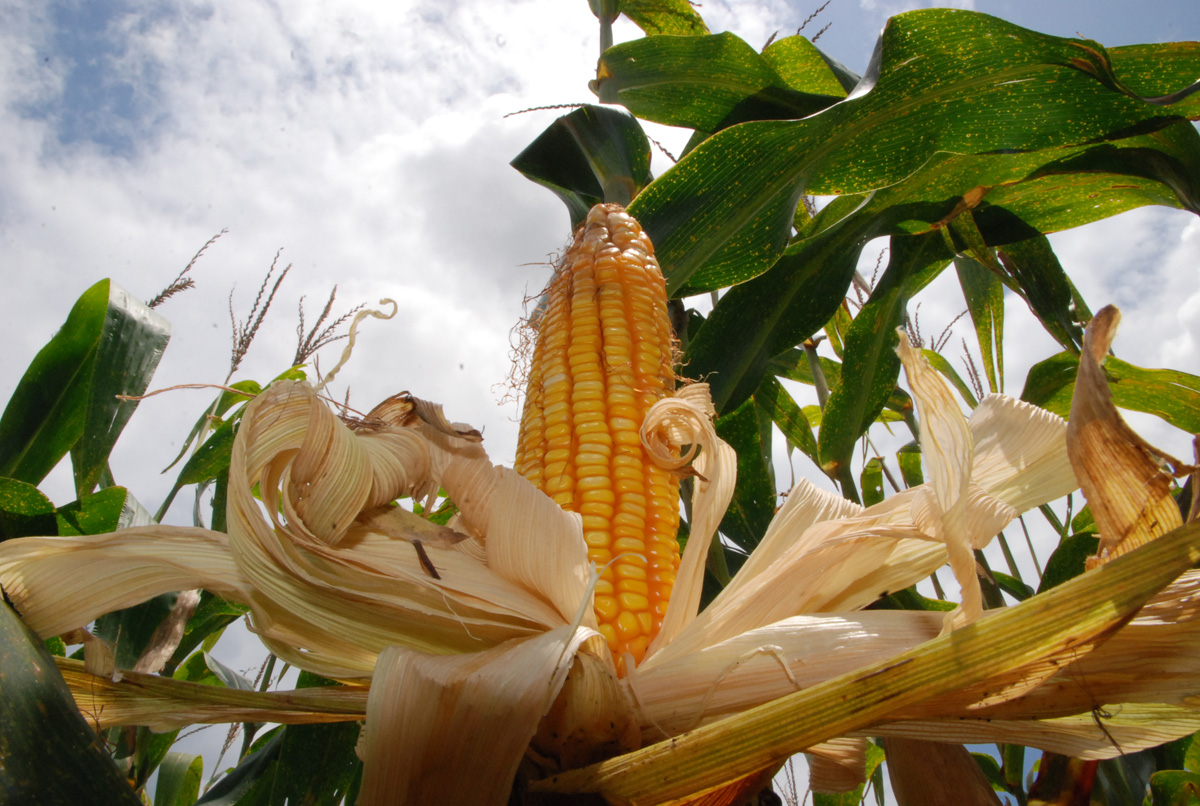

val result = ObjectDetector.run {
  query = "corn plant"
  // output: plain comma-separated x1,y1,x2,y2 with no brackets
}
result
3,3,1200,805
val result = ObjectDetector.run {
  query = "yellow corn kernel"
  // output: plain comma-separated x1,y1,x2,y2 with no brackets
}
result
515,203,680,673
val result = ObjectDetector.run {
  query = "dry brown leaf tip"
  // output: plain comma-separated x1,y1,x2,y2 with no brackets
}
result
358,391,483,442
1067,305,1196,569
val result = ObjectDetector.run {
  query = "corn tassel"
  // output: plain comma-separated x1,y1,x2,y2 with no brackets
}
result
515,203,679,670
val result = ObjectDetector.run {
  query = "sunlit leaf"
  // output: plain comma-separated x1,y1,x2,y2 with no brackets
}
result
619,0,709,36
55,486,128,537
1021,351,1200,433
0,477,56,542
1149,770,1200,806
626,9,1198,294
1111,41,1200,114
860,458,885,507
599,32,840,132
896,441,923,489
762,35,858,97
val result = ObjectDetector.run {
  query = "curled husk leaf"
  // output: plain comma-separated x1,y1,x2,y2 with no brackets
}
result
1067,305,1193,569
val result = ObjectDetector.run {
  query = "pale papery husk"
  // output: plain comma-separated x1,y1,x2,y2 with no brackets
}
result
806,736,869,792
357,624,597,806
0,382,587,681
644,389,1076,669
871,703,1200,760
0,527,248,639
896,330,979,628
643,383,738,658
10,349,1200,803
625,569,1200,760
535,519,1200,803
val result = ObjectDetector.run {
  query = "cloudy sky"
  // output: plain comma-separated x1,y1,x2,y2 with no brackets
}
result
1,0,1197,799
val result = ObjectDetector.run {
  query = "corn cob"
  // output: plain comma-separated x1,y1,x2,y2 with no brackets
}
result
515,203,679,671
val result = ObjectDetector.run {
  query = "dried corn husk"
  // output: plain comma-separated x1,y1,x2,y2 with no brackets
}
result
6,301,1200,804
1067,305,1193,568
882,737,1002,806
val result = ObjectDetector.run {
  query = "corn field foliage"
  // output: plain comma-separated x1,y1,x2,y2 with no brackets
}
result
2,1,1200,804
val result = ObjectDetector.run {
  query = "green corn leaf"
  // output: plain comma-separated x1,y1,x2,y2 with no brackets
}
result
1037,534,1101,594
954,255,1004,395
818,233,949,478
94,593,179,671
0,599,142,805
236,672,363,806
679,114,1197,410
761,35,858,96
1149,770,1200,806
155,753,204,806
512,105,653,226
996,236,1086,353
194,729,285,806
860,457,885,507
162,379,261,473
919,348,979,409
895,441,924,489
164,591,250,676
0,477,57,542
69,284,170,497
0,279,170,496
1110,41,1200,114
754,375,819,470
157,410,238,522
814,742,886,806
714,399,776,554
624,10,1199,295
54,486,128,537
0,280,108,486
618,0,709,36
1021,351,1200,433
766,349,843,396
682,215,866,412
599,31,841,132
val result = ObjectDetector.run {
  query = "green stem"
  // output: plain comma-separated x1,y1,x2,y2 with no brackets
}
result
835,463,861,505
997,532,1022,580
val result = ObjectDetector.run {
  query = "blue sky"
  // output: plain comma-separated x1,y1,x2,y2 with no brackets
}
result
0,1,1197,801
